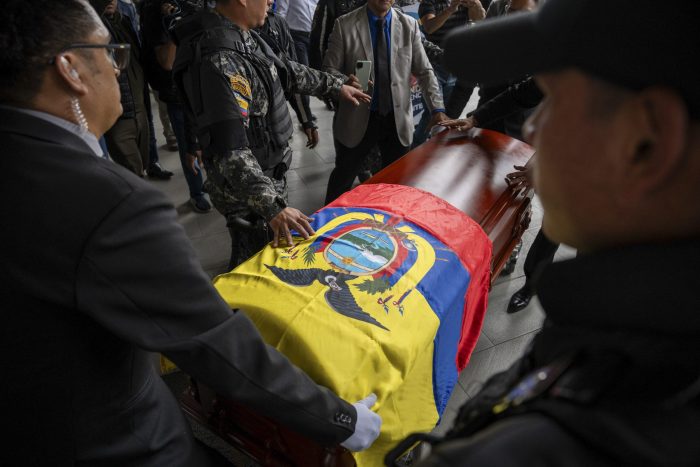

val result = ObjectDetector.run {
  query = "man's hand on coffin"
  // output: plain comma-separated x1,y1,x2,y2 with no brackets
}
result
269,207,315,247
339,84,372,107
427,111,449,132
505,164,531,191
340,393,382,452
438,115,478,131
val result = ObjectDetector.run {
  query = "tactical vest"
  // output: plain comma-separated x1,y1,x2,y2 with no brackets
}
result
257,14,286,57
385,348,700,467
172,11,293,174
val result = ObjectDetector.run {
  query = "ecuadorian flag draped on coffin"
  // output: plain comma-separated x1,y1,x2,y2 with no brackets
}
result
214,184,492,466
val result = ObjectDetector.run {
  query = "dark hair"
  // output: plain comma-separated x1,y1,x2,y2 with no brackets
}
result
0,0,99,105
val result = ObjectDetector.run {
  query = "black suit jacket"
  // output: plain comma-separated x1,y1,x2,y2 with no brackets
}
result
0,108,356,466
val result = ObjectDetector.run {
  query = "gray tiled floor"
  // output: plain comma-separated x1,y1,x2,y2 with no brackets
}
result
147,91,575,444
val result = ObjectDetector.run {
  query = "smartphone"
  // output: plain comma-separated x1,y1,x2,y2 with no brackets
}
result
355,60,372,92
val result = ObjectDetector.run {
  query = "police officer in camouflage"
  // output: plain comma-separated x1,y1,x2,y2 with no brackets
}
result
172,0,370,269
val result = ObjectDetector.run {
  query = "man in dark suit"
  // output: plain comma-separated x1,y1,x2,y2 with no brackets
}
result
0,1,380,465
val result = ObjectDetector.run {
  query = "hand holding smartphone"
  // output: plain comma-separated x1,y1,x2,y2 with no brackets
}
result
354,60,372,92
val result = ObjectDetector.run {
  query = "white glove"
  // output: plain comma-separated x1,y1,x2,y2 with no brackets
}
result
340,393,382,452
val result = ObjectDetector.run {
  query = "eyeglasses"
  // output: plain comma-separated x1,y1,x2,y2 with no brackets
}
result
49,43,131,71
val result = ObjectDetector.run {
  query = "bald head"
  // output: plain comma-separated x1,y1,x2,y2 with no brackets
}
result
215,0,272,30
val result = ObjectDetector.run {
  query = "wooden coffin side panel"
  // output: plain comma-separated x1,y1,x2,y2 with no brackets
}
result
486,191,533,278
181,380,356,467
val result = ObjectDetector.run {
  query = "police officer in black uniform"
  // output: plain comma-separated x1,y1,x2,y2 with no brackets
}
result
257,6,320,149
385,0,700,465
172,0,370,269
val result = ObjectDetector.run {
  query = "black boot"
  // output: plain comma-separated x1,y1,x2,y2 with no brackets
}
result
507,284,533,314
146,162,174,180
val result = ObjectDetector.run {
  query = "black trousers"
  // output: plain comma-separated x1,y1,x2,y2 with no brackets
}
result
105,110,150,176
290,29,310,67
445,80,475,119
325,112,408,204
523,228,560,291
289,29,313,123
227,222,272,271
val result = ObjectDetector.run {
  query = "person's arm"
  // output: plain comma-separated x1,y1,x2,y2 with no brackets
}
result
308,0,329,69
196,55,323,246
288,94,317,130
471,76,542,126
155,41,177,70
276,15,319,141
283,40,370,106
154,1,177,70
289,94,320,148
444,79,473,119
440,76,542,130
422,0,485,34
421,37,444,67
420,0,461,35
485,0,503,19
509,76,543,108
182,102,202,173
74,179,359,446
410,18,445,119
463,0,486,21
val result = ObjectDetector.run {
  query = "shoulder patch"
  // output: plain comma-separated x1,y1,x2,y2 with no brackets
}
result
228,73,252,118
229,73,252,98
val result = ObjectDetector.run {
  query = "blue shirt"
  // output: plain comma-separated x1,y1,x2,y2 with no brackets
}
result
367,8,392,112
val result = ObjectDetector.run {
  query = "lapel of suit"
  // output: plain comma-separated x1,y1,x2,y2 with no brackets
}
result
389,9,401,83
356,6,374,78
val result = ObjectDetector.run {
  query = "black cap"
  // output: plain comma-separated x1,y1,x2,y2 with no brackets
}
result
442,0,700,117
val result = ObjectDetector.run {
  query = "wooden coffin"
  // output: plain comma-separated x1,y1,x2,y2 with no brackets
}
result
365,128,535,281
180,128,535,467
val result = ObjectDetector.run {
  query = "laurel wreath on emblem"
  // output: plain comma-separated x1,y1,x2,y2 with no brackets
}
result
263,217,419,330
301,218,415,295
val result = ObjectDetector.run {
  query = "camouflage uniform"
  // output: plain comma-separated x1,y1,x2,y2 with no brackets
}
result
174,10,345,268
